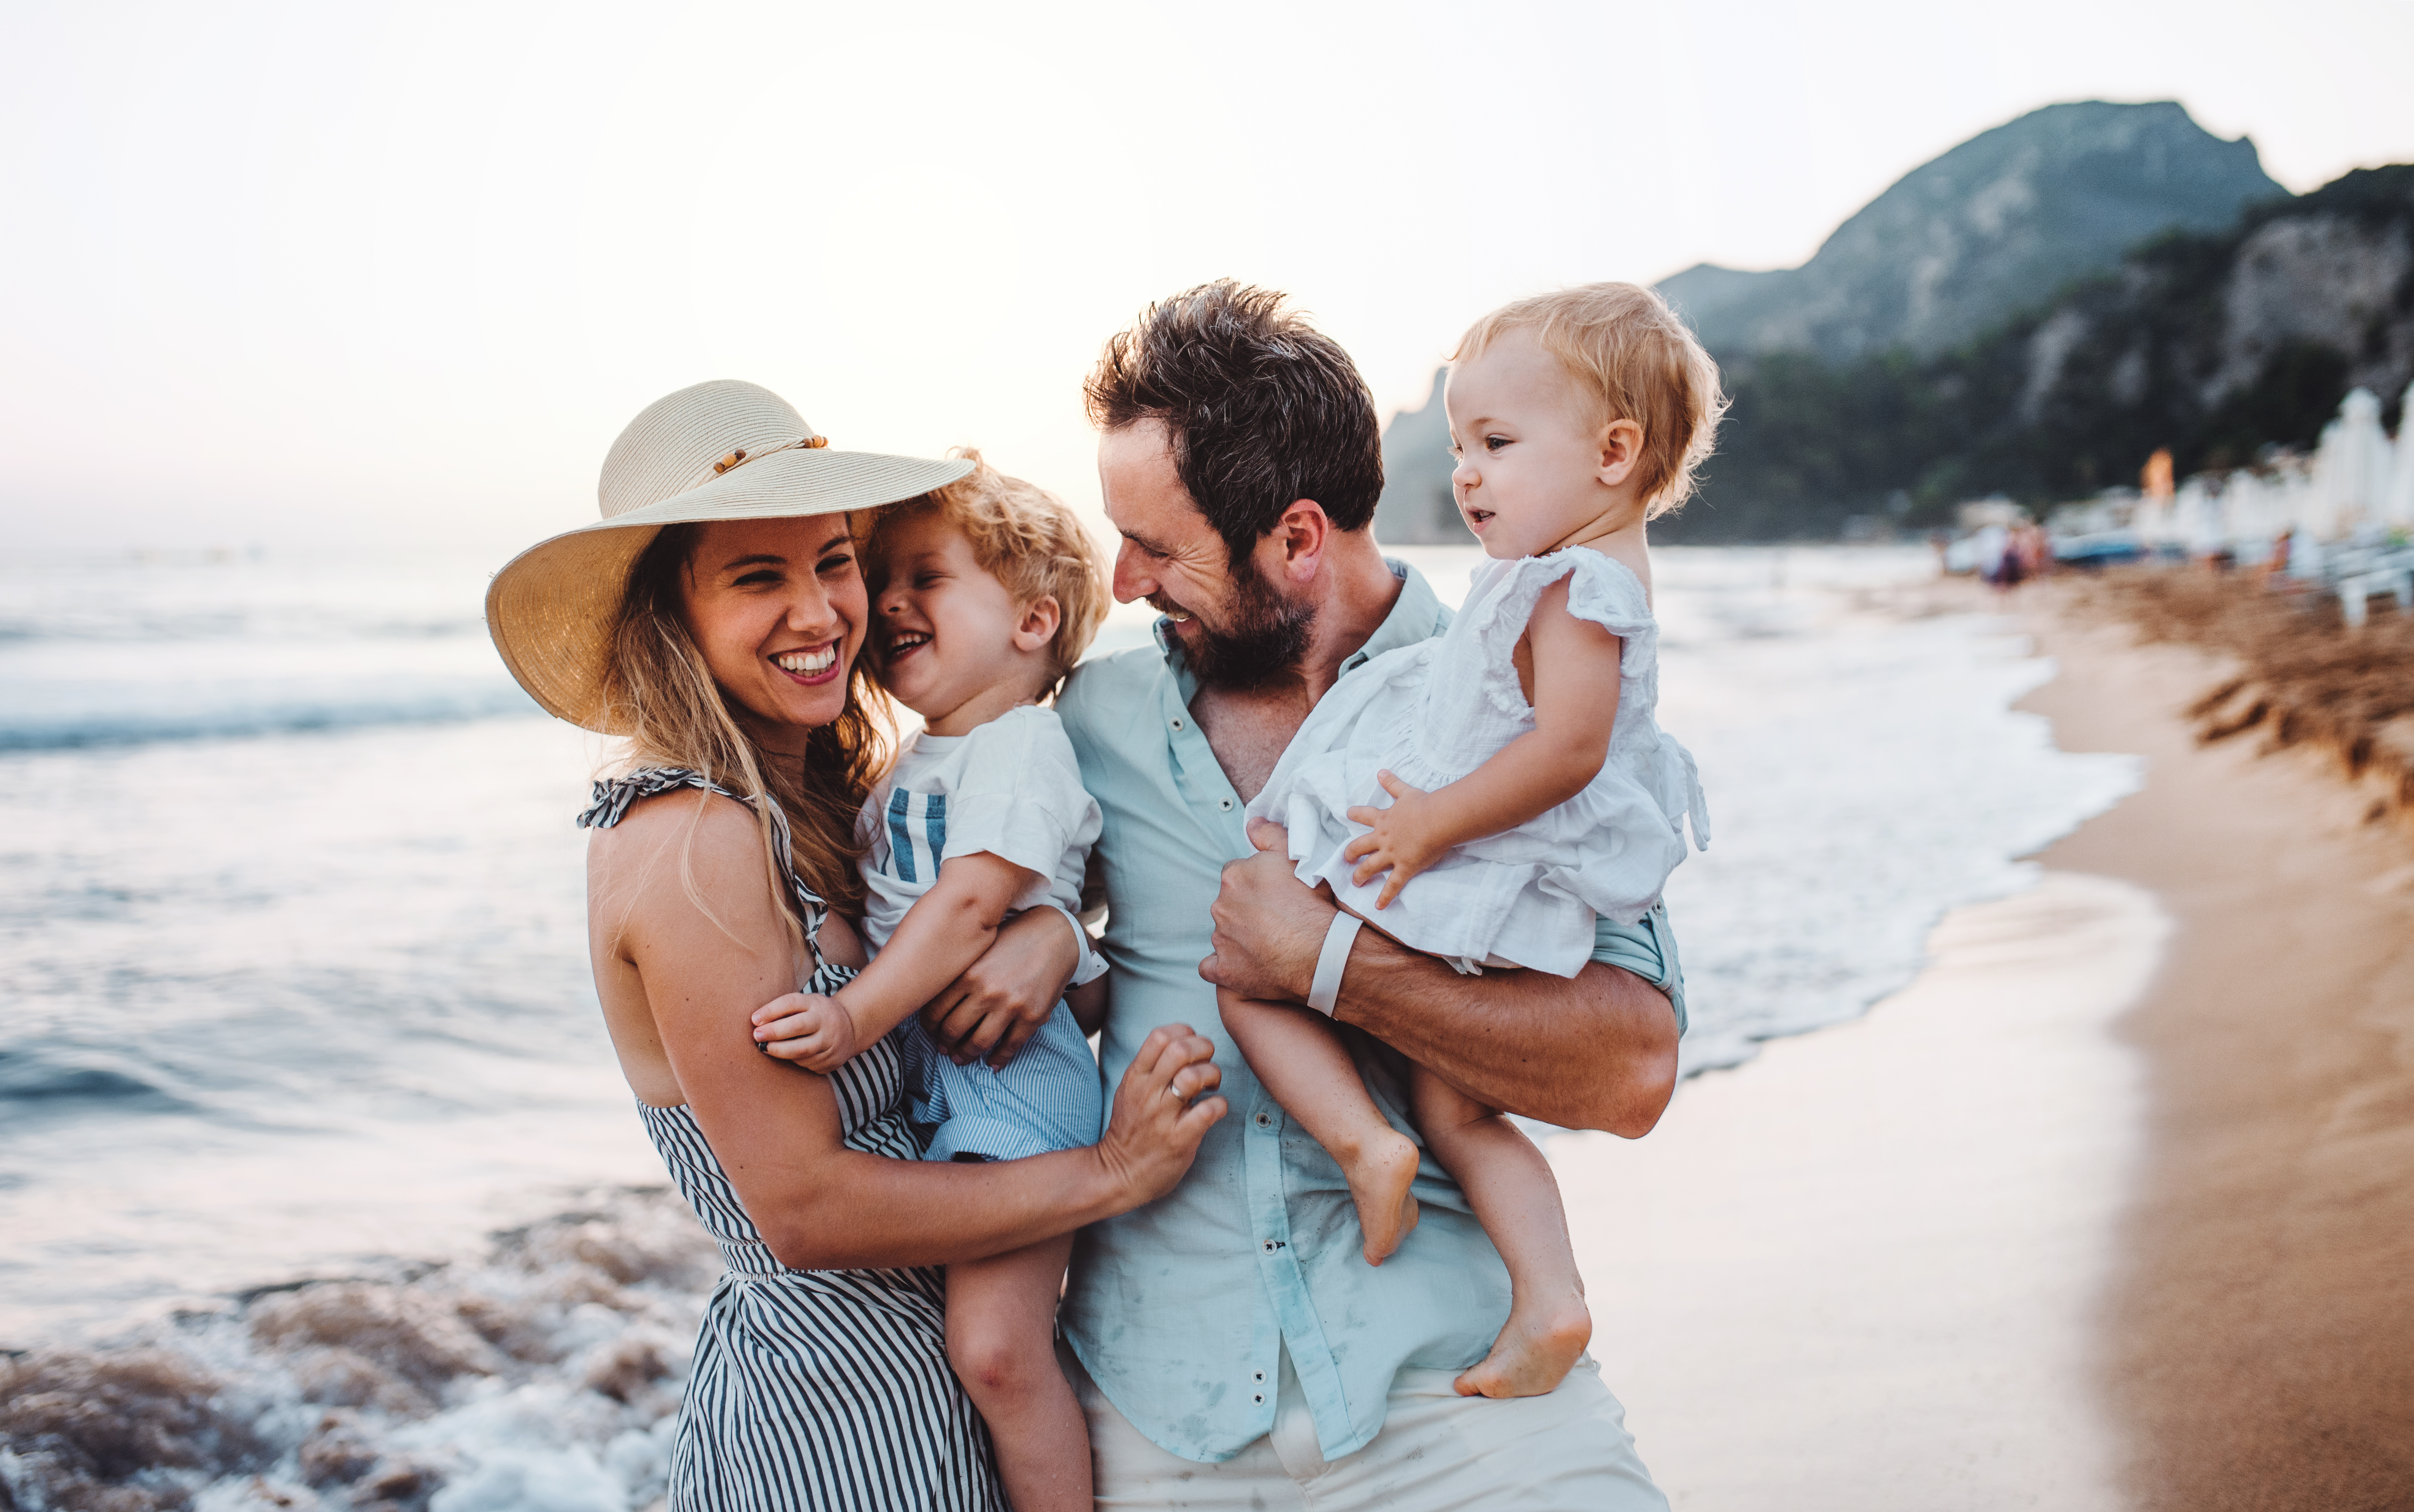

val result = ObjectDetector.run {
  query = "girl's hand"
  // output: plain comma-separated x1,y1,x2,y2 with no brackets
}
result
1093,1023,1226,1206
1343,770,1445,909
752,991,859,1072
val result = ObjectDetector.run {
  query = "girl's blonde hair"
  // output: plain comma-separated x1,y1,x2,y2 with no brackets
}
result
1453,283,1728,519
863,450,1109,692
600,520,892,959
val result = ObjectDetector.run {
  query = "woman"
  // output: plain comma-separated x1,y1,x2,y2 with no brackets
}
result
486,380,1224,1510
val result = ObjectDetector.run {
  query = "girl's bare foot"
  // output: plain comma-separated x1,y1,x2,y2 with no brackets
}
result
1452,1291,1591,1398
1337,1128,1422,1265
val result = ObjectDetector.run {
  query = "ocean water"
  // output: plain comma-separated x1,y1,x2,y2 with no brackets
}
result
0,545,2137,1511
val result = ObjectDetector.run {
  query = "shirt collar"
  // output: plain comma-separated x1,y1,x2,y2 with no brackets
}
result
1152,558,1444,693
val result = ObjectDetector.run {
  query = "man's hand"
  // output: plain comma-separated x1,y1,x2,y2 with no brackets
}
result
1342,769,1444,909
1200,819,1336,1003
752,991,859,1073
922,906,1082,1067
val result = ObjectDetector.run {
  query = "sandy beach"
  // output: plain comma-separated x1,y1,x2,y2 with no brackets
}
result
1568,581,2414,1509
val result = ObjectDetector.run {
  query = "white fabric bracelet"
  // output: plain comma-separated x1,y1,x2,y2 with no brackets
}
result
1305,913,1364,1018
1039,903,1109,989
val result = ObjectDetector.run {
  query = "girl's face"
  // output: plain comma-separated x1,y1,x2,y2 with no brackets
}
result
1445,326,1645,559
677,513,867,752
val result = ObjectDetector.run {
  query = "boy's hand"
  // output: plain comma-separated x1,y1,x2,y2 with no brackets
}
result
1342,770,1444,910
751,991,859,1073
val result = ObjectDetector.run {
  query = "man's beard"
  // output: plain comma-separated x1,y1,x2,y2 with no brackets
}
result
1166,557,1316,692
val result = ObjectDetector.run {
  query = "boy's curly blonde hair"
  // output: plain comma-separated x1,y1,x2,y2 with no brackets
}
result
863,450,1110,692
1454,283,1728,519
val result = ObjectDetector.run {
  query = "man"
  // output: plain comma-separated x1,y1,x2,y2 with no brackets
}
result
1055,281,1685,1508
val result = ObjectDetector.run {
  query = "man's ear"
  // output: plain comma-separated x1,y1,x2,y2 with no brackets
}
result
1598,419,1645,490
1272,499,1332,586
1012,594,1062,654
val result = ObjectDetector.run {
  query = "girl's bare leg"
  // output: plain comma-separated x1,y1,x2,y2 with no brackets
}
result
946,1234,1089,1512
1219,988,1421,1265
1410,1062,1592,1398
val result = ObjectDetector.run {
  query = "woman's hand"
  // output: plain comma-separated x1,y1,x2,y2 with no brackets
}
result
1342,769,1444,909
752,991,859,1072
1092,1023,1226,1206
922,907,1083,1068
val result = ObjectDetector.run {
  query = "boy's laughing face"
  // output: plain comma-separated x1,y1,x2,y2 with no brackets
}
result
866,509,1054,736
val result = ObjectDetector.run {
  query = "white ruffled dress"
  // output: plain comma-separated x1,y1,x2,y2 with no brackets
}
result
1247,547,1709,979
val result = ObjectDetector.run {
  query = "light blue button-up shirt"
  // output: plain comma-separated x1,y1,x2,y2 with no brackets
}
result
1057,561,1687,1464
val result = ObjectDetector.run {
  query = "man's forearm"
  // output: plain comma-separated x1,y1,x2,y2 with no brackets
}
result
1332,928,1678,1136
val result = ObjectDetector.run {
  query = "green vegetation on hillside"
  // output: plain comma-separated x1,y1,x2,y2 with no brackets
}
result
1658,165,2414,543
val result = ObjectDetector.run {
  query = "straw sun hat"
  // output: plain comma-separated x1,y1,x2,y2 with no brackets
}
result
486,380,972,732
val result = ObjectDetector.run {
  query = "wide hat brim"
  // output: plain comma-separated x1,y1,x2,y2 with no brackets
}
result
487,446,973,732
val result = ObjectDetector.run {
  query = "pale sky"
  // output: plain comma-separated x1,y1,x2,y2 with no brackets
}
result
6,0,2411,557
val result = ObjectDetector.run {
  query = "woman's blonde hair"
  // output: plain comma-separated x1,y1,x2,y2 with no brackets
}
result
1454,282,1728,519
863,450,1109,692
600,520,891,958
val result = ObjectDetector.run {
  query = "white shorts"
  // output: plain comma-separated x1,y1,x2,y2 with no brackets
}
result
1065,1344,1668,1511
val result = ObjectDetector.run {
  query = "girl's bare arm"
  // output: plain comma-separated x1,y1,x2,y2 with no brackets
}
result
1343,580,1622,906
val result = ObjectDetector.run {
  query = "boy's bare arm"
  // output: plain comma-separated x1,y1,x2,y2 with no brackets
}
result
754,852,1037,1068
1203,820,1677,1136
838,852,1036,1036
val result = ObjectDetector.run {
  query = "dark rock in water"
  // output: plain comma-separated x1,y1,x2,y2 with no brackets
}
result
1658,100,2283,363
0,1349,270,1509
2,1188,712,1510
248,1284,509,1405
1372,367,1463,546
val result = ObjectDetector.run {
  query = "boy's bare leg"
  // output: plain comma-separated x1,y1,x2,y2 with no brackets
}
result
946,1234,1089,1512
1219,989,1421,1265
1411,1062,1592,1398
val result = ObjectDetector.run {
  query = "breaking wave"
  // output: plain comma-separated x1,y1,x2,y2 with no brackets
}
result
0,1188,716,1512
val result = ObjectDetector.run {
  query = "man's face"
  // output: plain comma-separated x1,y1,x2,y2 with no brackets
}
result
1098,418,1313,689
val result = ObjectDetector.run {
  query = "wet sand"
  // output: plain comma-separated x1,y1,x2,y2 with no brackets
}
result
1562,586,2414,1509
2025,604,2414,1509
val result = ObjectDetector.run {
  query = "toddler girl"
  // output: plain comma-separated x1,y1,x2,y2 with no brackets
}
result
751,453,1110,1512
1227,283,1719,1399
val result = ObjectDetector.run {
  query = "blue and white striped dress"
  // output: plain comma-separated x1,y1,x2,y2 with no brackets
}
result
581,769,1005,1512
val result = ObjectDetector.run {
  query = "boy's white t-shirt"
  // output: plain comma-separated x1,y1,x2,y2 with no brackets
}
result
857,703,1102,951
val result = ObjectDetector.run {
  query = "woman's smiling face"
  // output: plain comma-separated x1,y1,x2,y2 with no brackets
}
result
676,513,867,750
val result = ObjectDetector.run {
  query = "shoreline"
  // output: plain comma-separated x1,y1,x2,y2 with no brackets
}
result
2021,592,2414,1506
1568,869,2159,1509
1559,578,2414,1508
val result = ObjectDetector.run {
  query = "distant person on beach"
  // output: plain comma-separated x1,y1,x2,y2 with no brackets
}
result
748,456,1117,1512
1032,282,1689,1507
485,381,1225,1512
1228,283,1714,1400
1975,521,2014,589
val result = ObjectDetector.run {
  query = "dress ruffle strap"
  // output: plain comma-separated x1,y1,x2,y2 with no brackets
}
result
579,766,829,952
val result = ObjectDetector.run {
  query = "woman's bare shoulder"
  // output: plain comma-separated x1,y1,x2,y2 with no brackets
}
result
589,786,772,892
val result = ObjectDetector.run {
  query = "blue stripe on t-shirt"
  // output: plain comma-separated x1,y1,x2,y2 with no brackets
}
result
887,788,916,883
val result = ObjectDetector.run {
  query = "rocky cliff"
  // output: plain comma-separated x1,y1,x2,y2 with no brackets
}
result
1660,163,2414,541
1661,100,2282,362
1378,99,2288,545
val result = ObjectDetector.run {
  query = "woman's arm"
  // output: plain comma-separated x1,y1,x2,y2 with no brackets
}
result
599,794,1222,1270
1341,581,1621,907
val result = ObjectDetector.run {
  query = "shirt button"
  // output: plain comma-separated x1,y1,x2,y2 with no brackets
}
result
1261,1239,1277,1253
1254,1112,1272,1127
1253,1393,1265,1404
1254,1371,1266,1382
1219,797,1234,811
1170,716,1185,731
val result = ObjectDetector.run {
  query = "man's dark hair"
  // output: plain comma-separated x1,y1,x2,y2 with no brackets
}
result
1084,280,1384,565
